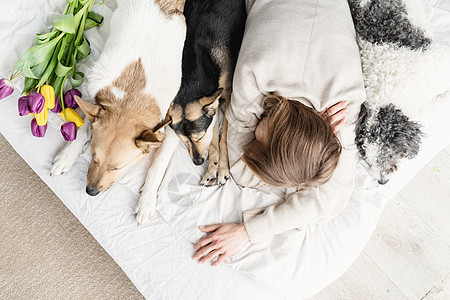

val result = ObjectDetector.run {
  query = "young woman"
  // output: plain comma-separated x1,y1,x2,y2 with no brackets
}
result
192,0,366,266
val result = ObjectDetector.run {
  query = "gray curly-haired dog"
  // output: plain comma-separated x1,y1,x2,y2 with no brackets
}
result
349,0,450,184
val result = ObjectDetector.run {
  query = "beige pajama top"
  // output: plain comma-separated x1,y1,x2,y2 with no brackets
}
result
226,0,366,243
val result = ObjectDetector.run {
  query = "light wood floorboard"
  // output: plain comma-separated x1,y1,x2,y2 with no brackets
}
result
422,274,450,300
363,195,450,299
314,252,406,299
398,151,450,246
314,144,450,300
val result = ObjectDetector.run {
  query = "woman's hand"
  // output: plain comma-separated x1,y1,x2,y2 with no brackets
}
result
321,100,349,133
193,223,250,266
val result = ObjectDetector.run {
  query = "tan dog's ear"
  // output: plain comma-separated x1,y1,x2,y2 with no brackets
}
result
74,95,102,121
153,112,172,132
135,130,164,153
201,88,223,117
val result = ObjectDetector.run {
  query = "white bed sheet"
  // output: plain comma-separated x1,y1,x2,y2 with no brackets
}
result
0,0,449,299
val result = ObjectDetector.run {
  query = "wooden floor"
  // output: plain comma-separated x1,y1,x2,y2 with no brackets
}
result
312,144,450,300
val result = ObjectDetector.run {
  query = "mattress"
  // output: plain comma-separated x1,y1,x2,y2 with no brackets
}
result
0,0,449,299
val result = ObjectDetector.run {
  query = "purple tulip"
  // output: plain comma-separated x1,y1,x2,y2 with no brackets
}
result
0,78,14,100
17,93,45,116
61,122,77,141
18,96,31,116
51,95,62,113
27,92,45,114
64,89,81,109
31,118,47,138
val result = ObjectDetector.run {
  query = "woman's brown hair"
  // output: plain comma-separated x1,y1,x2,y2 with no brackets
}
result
242,95,342,188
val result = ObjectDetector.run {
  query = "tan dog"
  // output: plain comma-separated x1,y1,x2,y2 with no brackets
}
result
51,0,186,224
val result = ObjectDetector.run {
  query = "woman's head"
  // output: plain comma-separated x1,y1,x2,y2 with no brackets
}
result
242,94,342,188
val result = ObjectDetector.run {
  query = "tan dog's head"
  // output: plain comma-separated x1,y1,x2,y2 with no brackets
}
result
76,96,166,196
169,89,222,165
76,60,167,196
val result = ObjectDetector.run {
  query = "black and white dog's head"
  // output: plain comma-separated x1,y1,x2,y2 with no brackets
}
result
356,103,423,184
169,89,223,166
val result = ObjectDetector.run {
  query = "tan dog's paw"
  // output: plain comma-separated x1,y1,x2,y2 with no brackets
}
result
217,164,230,186
135,195,156,225
201,162,218,186
50,142,81,177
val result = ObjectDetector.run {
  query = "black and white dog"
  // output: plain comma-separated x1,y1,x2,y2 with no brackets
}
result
349,0,450,184
169,0,246,186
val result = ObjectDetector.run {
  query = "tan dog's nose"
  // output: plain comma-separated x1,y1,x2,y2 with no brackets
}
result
86,185,100,196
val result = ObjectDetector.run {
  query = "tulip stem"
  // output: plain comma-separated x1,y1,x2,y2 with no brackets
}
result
60,84,68,122
10,70,23,83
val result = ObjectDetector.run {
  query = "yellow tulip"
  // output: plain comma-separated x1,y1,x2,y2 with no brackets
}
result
40,85,55,109
61,108,84,127
35,108,48,126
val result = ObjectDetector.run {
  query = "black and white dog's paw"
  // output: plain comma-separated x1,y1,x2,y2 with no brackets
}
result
217,165,229,186
200,167,217,187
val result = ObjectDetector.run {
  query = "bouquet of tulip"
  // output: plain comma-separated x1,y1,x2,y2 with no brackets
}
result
0,0,103,140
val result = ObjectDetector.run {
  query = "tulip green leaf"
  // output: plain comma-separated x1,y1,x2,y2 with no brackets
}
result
14,33,63,70
31,60,51,80
55,61,73,78
23,63,39,79
76,37,90,59
68,0,79,9
53,75,65,100
55,35,74,77
37,41,62,87
36,31,58,45
23,77,38,94
70,71,84,88
84,19,98,30
56,55,74,78
87,11,103,24
84,12,103,30
54,14,76,34
74,5,88,28
69,54,77,77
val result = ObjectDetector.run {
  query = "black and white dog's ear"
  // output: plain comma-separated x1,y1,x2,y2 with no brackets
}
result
202,88,223,116
402,119,424,159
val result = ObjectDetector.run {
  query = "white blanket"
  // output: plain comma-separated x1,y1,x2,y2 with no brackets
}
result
1,0,449,299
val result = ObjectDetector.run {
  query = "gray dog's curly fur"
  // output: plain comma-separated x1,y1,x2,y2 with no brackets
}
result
349,0,429,184
347,0,431,50
356,104,423,184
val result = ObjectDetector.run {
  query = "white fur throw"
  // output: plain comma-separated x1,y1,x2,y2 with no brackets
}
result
349,0,450,184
